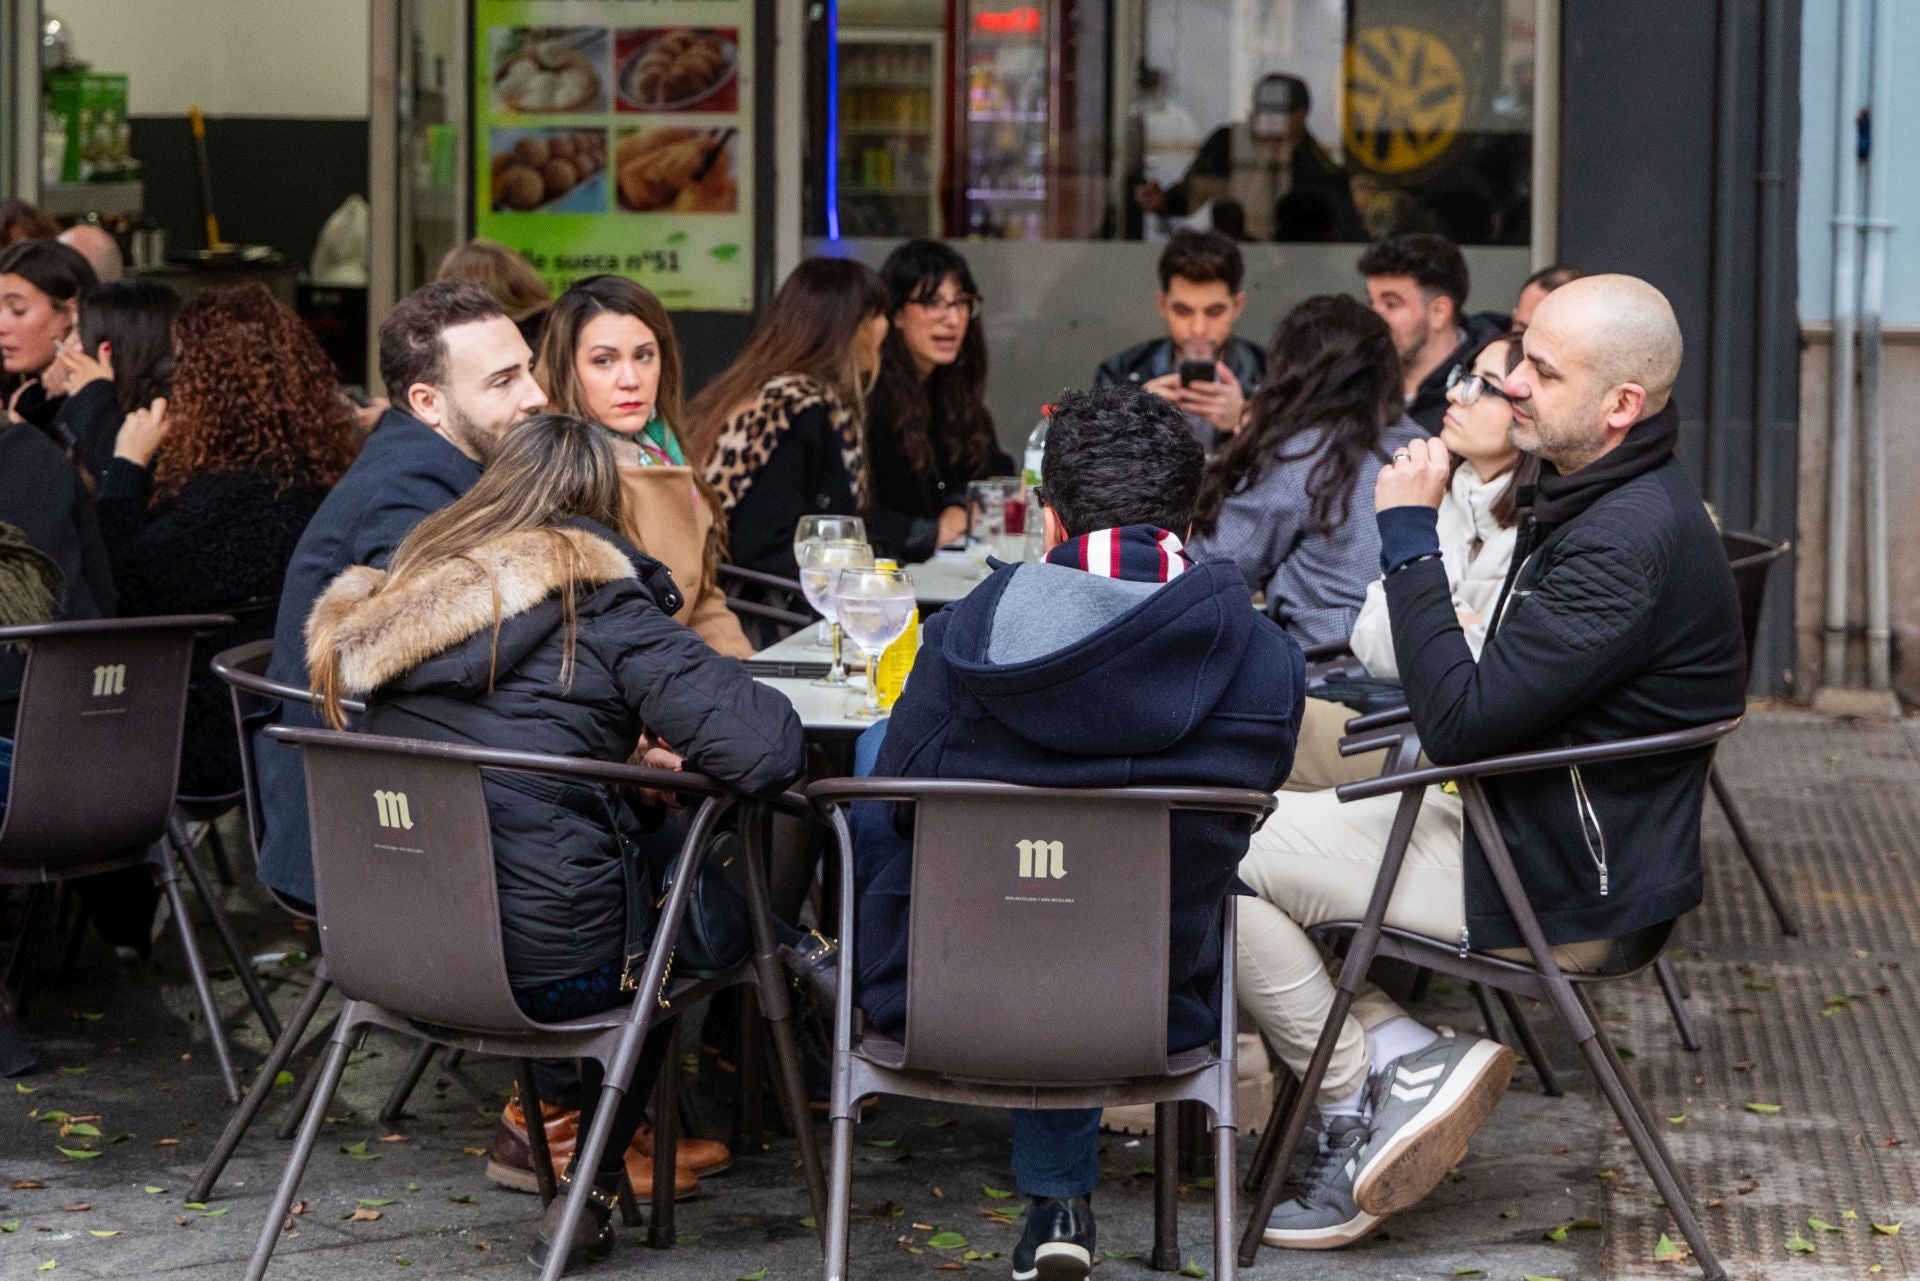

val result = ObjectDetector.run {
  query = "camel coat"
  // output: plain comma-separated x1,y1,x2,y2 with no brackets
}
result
618,464,755,658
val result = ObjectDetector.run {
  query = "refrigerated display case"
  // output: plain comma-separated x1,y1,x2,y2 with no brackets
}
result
835,28,943,238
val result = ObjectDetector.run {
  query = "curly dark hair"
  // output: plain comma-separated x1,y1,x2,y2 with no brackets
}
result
1356,232,1470,312
868,239,995,479
152,284,359,504
1193,294,1402,539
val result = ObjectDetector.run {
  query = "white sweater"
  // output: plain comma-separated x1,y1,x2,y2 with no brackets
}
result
1349,464,1520,679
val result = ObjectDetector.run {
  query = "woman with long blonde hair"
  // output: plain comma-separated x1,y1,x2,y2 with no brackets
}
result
688,257,889,579
306,413,803,1270
537,274,751,655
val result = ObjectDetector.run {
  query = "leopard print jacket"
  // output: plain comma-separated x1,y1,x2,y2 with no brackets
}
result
703,373,867,513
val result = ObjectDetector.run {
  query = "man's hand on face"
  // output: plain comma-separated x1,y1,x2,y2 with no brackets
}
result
1142,363,1246,435
1373,435,1452,512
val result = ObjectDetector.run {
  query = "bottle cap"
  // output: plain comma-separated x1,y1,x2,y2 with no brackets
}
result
874,558,899,571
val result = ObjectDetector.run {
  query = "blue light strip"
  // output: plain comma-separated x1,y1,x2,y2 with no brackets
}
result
824,0,842,241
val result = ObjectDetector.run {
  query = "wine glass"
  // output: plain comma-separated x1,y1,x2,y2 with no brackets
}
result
833,565,917,719
965,478,1016,577
798,539,874,686
794,515,867,645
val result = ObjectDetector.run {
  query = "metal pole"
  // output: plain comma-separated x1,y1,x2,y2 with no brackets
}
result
1821,0,1865,689
1703,0,1744,516
1529,0,1561,269
1861,0,1895,690
1750,0,1791,539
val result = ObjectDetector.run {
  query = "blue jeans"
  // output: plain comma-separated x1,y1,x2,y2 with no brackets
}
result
854,722,1101,1198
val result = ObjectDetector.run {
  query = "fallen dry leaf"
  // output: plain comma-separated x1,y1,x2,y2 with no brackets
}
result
9,1180,46,1191
347,1207,383,1223
59,1204,89,1213
378,1134,408,1144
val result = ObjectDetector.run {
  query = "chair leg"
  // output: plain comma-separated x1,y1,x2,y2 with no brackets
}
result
242,1030,354,1281
824,1112,858,1281
1469,981,1506,1044
204,821,237,888
274,1013,341,1140
1572,994,1724,1280
189,972,333,1203
1576,990,1693,1209
536,1073,632,1281
1710,766,1798,937
1653,957,1702,1053
444,1048,466,1070
156,862,241,1104
1242,1068,1297,1194
170,815,281,1044
1238,983,1360,1268
734,986,767,1147
1152,1102,1180,1272
379,1041,438,1126
648,1021,682,1248
1212,1108,1239,1281
1493,990,1564,1098
516,1059,558,1207
5,884,55,1015
57,892,88,978
0,985,33,1077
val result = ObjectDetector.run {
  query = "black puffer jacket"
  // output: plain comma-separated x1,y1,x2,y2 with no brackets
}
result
1383,401,1746,951
305,518,805,986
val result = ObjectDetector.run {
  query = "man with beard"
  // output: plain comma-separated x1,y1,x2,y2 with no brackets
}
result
1360,232,1511,434
254,279,546,908
1094,229,1264,450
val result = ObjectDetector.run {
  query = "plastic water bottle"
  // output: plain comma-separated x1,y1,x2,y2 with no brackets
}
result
1022,405,1051,496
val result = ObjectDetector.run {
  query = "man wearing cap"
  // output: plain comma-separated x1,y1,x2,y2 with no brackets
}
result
1136,73,1361,243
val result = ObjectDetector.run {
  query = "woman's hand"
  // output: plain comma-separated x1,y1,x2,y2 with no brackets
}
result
114,396,171,468
5,378,38,426
936,505,969,549
637,740,686,808
51,339,112,396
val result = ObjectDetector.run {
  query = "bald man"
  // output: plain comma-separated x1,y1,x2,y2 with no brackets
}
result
1238,274,1747,1251
57,224,122,283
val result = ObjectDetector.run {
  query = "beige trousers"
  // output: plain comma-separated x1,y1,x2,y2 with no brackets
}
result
1235,783,1611,1108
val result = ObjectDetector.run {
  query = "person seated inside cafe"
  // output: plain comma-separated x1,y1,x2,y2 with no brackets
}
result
849,385,1305,1281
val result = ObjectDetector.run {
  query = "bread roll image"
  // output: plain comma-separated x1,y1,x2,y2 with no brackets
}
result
549,136,576,161
542,158,580,197
513,136,551,168
499,164,545,210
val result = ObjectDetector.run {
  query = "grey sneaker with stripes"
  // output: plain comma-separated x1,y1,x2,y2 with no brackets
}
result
1352,1028,1515,1216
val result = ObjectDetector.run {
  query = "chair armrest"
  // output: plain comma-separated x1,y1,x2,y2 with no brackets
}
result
1301,639,1354,662
719,564,808,598
0,612,236,642
806,776,1277,823
1344,704,1412,734
1332,717,1744,804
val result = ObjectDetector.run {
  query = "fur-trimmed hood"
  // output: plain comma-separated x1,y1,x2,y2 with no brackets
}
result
305,524,650,697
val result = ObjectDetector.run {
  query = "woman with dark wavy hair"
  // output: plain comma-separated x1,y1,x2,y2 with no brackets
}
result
47,277,182,484
863,240,1012,562
94,283,359,795
1188,293,1423,644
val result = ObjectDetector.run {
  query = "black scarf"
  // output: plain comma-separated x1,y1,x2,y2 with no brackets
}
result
1524,399,1680,533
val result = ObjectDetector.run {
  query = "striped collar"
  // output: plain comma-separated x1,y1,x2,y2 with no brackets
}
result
1045,525,1193,583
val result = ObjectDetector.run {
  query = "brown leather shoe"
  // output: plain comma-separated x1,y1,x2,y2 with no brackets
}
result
635,1121,732,1176
488,1097,698,1200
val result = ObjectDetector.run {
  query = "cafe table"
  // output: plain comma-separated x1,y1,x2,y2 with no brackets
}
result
747,627,877,736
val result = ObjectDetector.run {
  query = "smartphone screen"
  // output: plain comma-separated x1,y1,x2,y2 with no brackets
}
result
1178,360,1217,386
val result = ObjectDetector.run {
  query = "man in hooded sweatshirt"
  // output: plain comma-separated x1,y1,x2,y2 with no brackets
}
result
849,386,1306,1281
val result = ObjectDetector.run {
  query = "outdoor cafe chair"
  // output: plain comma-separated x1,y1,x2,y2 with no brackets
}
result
808,777,1277,1281
241,724,826,1281
0,614,276,1097
1235,715,1744,1279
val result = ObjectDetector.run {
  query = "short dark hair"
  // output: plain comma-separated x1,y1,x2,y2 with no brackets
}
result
0,238,96,306
1042,387,1205,537
1357,232,1469,313
1158,229,1243,294
1521,263,1583,294
378,279,508,398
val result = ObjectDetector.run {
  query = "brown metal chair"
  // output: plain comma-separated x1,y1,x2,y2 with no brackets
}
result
1236,717,1743,1279
0,614,276,1099
1716,532,1795,936
719,564,815,644
808,777,1276,1281
242,724,826,1281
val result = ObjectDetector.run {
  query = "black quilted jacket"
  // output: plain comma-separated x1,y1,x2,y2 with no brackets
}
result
1384,401,1747,952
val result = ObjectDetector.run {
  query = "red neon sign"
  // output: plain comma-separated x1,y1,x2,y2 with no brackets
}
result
975,8,1041,34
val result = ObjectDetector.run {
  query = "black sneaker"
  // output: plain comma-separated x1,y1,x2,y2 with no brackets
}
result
1011,1196,1094,1281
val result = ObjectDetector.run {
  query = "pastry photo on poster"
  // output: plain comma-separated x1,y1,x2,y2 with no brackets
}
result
471,0,753,311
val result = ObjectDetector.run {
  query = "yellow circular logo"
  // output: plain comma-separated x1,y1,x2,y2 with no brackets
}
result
1343,25,1467,175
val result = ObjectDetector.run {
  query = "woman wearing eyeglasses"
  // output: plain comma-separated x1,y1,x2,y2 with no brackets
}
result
1348,333,1538,678
862,240,1012,563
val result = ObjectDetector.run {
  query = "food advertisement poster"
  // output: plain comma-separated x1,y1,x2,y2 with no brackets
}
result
473,0,753,311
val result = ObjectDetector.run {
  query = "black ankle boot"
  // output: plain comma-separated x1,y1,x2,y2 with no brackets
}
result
526,1172,618,1273
1011,1195,1094,1281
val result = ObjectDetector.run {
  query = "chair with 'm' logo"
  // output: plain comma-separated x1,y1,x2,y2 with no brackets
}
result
807,777,1276,1281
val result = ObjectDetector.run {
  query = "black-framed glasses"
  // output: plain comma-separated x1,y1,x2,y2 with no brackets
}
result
908,292,982,320
1445,363,1517,407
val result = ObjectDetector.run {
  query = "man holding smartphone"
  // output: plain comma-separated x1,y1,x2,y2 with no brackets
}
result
1093,229,1264,449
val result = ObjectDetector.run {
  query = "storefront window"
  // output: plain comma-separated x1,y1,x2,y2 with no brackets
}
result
812,0,1535,247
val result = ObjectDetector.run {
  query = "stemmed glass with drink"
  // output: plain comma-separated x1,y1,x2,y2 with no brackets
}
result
794,515,867,646
965,477,1020,578
798,539,874,687
833,565,917,719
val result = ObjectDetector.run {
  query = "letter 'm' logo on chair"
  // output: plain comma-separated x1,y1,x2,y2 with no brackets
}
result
1016,839,1065,880
91,664,126,697
373,790,414,831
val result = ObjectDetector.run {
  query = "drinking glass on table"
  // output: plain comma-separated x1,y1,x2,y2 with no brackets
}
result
965,478,1018,576
833,565,917,719
798,538,874,687
794,515,868,646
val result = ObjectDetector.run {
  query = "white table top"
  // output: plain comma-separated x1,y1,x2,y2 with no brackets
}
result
755,673,877,734
908,549,995,605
